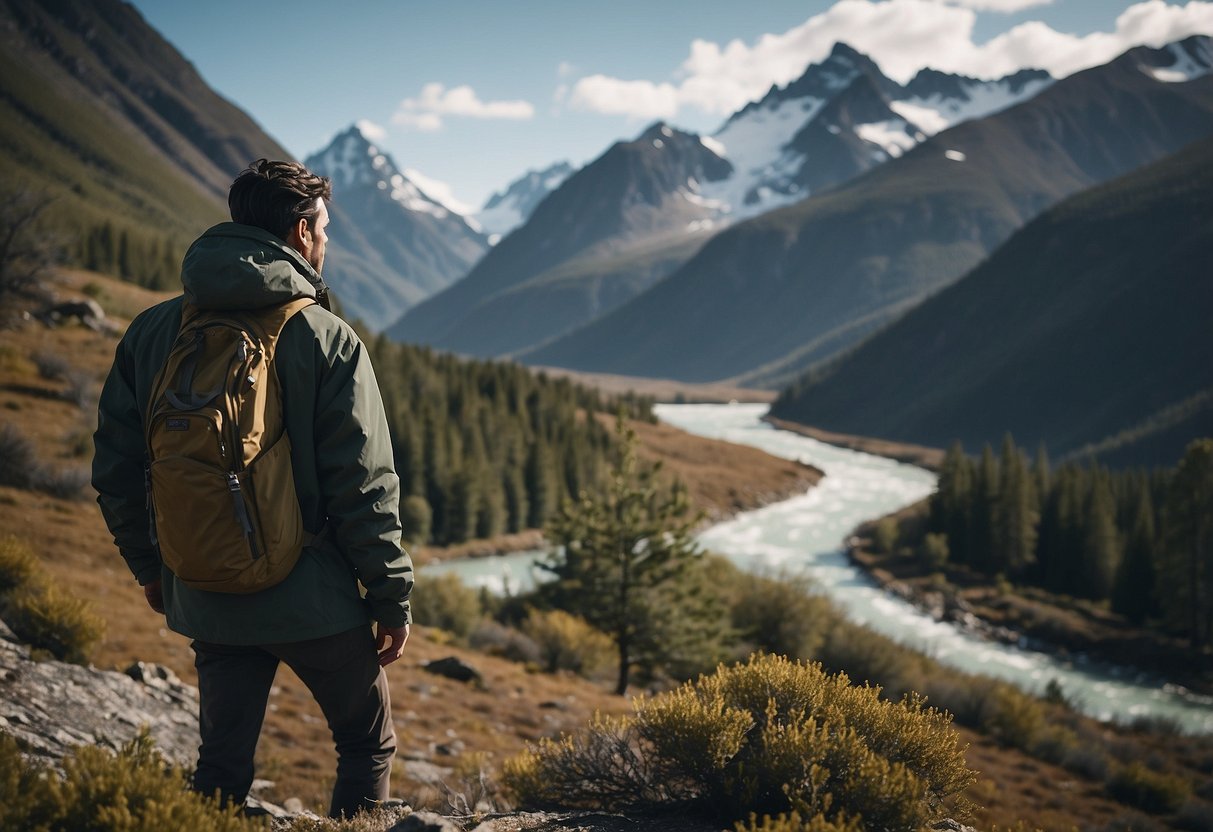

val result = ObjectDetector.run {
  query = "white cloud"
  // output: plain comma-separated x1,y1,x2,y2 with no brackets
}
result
355,118,387,143
403,167,475,216
392,83,535,131
941,0,1052,11
557,61,577,78
564,0,1213,121
570,75,681,120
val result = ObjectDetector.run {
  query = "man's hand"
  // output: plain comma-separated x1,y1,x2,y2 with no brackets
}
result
143,578,165,614
375,623,409,667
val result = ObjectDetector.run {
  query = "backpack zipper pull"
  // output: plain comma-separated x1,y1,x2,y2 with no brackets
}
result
226,473,261,560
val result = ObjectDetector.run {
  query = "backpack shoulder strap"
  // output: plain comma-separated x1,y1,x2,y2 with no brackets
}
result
247,297,317,356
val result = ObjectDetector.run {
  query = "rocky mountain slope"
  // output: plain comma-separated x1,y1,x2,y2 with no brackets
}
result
385,42,1051,360
525,37,1213,387
304,126,489,330
768,134,1213,467
475,161,574,243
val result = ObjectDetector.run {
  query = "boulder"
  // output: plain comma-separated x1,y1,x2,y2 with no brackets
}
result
422,656,483,685
0,621,199,767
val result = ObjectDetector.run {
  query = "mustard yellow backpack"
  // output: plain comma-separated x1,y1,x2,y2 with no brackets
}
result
144,298,314,593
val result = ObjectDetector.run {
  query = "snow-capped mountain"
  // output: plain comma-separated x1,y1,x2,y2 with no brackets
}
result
696,42,1053,222
304,125,488,330
1133,36,1213,83
382,42,1055,358
476,161,575,243
385,121,731,356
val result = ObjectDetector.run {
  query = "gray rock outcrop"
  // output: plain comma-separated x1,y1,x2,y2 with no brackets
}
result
0,620,200,767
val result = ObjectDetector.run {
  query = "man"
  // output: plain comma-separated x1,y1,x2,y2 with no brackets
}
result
92,159,413,818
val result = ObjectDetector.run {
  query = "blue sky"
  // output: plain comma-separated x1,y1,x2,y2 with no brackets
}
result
128,0,1213,213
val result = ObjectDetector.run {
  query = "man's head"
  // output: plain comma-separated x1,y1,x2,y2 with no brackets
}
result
229,159,332,274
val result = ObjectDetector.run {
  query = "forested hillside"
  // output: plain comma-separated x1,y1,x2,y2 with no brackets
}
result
924,437,1213,650
366,335,653,546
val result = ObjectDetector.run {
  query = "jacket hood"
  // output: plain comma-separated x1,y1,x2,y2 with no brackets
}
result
181,223,329,310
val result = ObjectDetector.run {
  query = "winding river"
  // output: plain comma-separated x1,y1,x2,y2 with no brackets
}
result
428,403,1213,733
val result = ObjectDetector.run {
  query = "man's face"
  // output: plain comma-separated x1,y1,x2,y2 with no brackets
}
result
301,198,329,274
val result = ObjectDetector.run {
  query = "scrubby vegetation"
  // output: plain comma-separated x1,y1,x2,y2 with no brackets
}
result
504,653,976,830
0,731,425,831
0,536,104,662
0,732,259,832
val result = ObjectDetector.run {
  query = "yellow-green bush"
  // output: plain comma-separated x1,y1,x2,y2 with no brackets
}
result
729,570,833,661
410,572,482,639
738,810,863,832
0,535,37,592
521,608,614,677
1107,762,1191,814
3,580,105,663
980,684,1046,751
0,732,262,832
503,654,976,829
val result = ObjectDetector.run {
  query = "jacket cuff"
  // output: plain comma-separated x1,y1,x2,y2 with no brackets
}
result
369,599,410,628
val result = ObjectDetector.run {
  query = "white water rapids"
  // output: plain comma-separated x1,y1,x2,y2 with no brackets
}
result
427,403,1213,733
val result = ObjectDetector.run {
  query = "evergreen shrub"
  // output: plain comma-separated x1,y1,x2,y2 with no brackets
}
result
410,572,482,639
3,580,105,663
979,685,1046,751
0,732,262,832
521,608,614,677
503,654,976,830
0,536,37,593
1107,762,1191,814
729,569,833,661
737,810,863,832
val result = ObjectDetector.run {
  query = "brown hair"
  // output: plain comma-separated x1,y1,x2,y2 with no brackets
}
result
228,159,332,241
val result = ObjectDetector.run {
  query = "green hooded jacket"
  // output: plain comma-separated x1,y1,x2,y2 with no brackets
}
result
92,223,413,644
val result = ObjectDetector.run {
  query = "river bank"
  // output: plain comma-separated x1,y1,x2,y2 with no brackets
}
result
850,502,1213,700
414,415,821,567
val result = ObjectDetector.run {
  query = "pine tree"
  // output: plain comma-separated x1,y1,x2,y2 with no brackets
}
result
1111,488,1157,625
540,416,707,695
994,435,1038,577
970,444,999,572
931,441,972,565
1159,439,1213,648
1079,475,1120,601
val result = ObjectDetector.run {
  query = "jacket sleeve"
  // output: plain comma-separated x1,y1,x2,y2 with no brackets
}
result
314,328,413,627
92,332,161,586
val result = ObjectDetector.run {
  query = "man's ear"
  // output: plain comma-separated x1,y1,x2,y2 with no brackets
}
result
286,216,312,256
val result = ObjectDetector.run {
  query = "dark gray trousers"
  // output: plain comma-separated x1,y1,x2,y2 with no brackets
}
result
191,625,396,818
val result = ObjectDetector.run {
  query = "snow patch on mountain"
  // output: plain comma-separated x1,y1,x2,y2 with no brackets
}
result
855,119,918,159
697,95,825,219
476,160,575,242
1142,38,1213,83
892,73,1053,137
311,126,455,219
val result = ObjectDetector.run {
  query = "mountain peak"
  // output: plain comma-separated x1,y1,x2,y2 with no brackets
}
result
307,123,404,192
737,41,896,118
827,41,867,63
1129,34,1213,84
304,126,460,223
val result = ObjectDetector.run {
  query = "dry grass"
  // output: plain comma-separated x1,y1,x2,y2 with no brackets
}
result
600,414,823,524
531,365,777,404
